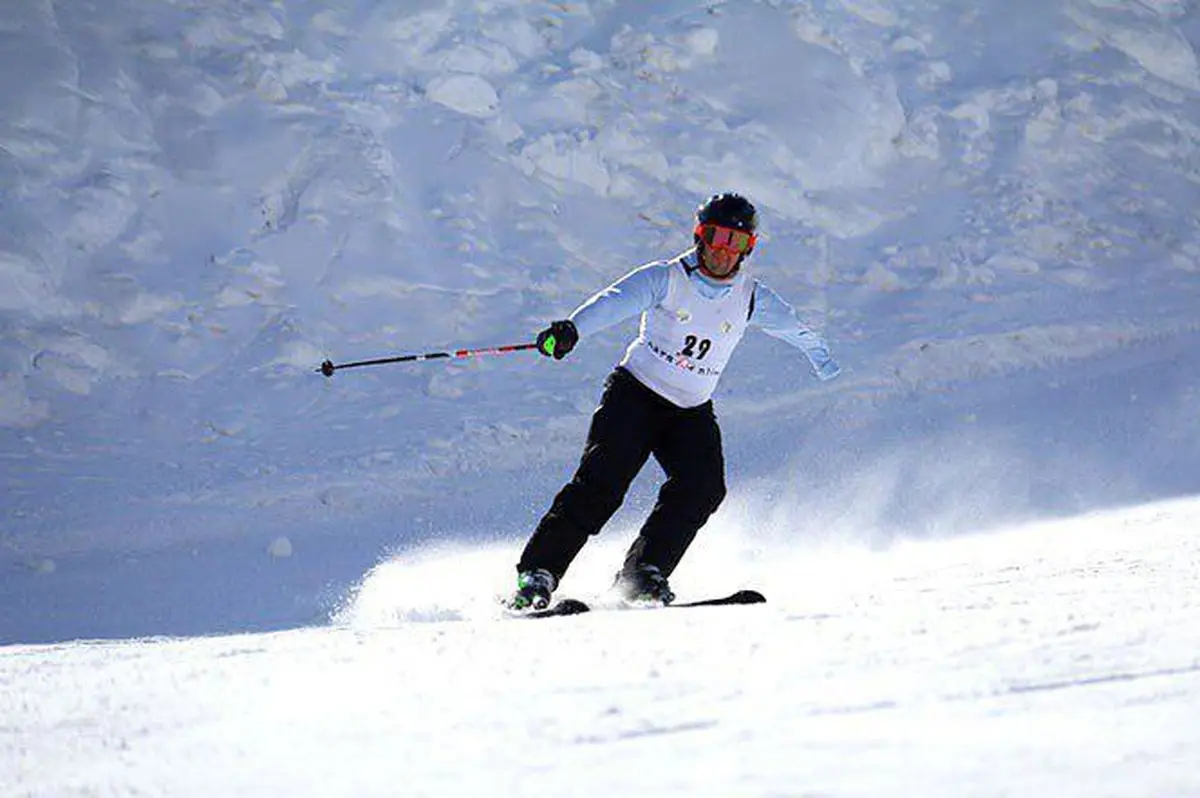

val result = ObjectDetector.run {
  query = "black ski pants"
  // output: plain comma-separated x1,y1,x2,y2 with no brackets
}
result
517,367,727,582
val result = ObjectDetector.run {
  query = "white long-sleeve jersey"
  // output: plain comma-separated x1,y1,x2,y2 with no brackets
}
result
567,250,840,408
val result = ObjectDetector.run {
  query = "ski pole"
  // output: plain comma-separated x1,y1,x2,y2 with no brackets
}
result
317,342,538,377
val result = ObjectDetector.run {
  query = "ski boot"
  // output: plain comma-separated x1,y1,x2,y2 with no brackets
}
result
508,568,557,611
614,564,675,606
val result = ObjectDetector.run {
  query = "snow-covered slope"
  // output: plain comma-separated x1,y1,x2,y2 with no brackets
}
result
1,0,1199,642
4,499,1200,796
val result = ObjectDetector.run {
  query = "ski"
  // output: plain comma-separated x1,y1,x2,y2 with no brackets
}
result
520,589,765,619
524,598,591,618
674,589,766,608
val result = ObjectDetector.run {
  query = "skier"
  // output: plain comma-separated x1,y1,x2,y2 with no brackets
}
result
509,192,841,610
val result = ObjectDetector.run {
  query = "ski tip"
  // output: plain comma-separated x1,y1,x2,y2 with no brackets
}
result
672,589,767,608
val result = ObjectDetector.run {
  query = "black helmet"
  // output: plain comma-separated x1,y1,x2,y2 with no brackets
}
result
693,192,758,274
696,192,758,233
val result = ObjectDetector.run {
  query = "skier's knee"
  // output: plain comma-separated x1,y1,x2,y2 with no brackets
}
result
699,477,726,517
577,484,629,530
598,478,635,512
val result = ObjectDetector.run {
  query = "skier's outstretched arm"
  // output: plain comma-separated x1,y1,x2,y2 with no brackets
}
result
568,262,669,337
535,262,669,359
750,282,842,381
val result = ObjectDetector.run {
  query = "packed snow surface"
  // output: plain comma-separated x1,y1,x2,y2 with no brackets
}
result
5,501,1200,796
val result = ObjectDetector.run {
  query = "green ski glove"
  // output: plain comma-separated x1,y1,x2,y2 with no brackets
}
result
536,320,579,360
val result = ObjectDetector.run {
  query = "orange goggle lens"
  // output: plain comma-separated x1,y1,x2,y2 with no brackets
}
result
695,223,756,254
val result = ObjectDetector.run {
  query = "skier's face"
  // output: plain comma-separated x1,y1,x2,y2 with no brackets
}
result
695,222,754,280
699,244,741,279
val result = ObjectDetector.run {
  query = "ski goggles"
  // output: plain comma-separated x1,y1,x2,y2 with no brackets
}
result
695,223,756,254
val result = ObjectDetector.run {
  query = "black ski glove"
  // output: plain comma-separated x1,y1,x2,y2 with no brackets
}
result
536,319,578,360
